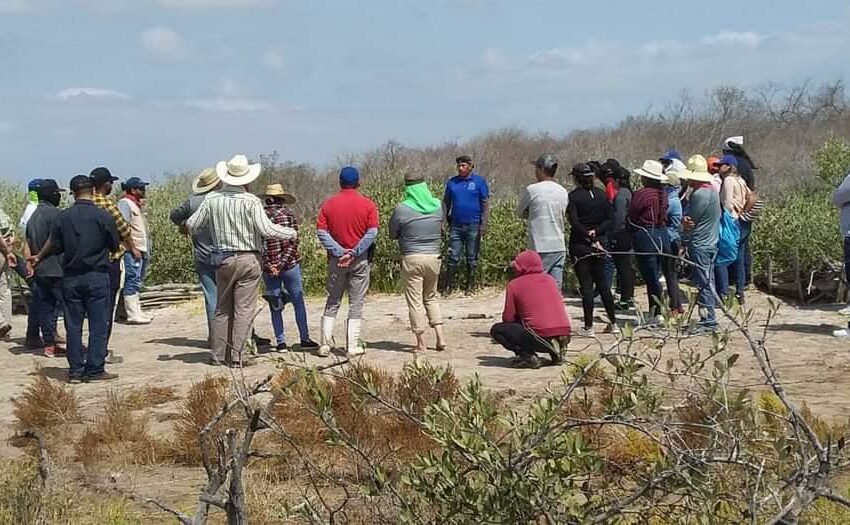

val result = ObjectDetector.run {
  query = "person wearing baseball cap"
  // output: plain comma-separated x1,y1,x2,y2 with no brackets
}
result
19,179,43,231
118,177,153,325
29,174,121,383
717,154,750,303
23,179,67,357
442,154,490,295
568,162,618,336
516,154,569,290
314,166,379,358
90,166,141,364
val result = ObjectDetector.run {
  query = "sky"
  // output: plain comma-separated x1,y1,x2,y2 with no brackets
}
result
1,0,849,183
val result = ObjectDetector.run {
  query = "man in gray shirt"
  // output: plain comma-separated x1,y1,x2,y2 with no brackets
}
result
517,154,569,289
682,155,721,333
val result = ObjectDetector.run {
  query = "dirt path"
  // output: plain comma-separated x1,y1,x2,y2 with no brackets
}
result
2,286,849,460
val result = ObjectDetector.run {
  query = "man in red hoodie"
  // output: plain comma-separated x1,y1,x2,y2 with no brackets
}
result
490,250,572,369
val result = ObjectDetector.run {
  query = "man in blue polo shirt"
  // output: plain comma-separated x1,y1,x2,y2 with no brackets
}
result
443,155,489,295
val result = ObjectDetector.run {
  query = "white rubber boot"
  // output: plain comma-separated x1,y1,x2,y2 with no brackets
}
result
346,318,365,357
317,316,335,357
124,294,152,325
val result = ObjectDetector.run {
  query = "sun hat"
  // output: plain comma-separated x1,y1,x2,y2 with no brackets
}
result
339,166,360,186
717,154,739,168
531,153,559,171
122,177,149,190
570,162,594,177
633,159,669,182
90,167,118,185
192,168,220,194
261,183,296,204
722,136,744,150
215,154,262,187
682,155,714,183
666,172,680,186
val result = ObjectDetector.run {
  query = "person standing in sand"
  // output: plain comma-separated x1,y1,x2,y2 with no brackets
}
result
389,172,447,353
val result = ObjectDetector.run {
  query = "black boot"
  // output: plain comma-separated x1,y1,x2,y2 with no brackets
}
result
442,266,457,296
465,266,477,296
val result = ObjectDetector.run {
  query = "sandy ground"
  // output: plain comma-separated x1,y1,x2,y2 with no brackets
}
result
1,284,850,462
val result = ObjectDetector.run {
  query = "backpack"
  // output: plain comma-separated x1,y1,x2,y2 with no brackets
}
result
716,210,740,267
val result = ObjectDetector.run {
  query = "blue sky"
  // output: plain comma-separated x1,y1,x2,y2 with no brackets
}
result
1,0,849,183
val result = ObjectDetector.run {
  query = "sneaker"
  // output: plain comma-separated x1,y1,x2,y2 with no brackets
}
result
275,342,288,353
299,340,319,350
838,305,850,316
316,345,331,358
25,337,44,349
577,327,595,337
253,334,272,347
688,325,718,336
615,300,632,311
603,323,620,335
44,346,56,358
84,372,119,383
68,375,83,384
546,348,563,365
0,323,11,339
833,328,850,338
514,355,541,369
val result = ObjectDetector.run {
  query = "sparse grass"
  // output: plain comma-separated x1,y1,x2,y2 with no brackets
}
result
124,385,179,410
395,359,459,418
74,390,167,467
12,373,81,434
169,375,233,465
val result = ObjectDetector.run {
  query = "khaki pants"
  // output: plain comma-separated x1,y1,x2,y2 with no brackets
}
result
401,254,442,333
0,259,11,326
212,253,261,362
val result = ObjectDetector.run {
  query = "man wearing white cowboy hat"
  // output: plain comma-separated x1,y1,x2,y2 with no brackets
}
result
170,167,221,344
186,155,297,367
260,183,318,352
681,155,721,333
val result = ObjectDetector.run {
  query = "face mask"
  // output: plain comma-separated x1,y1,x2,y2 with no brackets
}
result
45,192,61,207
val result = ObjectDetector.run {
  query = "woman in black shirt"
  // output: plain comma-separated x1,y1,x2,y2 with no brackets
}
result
568,163,617,337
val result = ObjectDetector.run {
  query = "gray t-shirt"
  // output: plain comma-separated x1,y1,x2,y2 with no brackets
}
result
516,180,569,253
686,187,720,251
389,203,443,255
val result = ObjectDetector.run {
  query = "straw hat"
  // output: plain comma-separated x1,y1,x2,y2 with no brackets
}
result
633,160,668,182
682,155,714,183
216,154,262,187
261,183,296,204
192,168,220,194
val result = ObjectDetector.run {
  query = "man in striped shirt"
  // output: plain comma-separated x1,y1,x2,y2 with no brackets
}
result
187,155,297,367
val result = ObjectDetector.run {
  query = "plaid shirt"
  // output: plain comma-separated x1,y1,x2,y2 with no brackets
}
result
92,190,131,260
262,204,299,274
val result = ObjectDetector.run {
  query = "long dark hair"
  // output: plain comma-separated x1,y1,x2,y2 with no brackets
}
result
723,142,759,170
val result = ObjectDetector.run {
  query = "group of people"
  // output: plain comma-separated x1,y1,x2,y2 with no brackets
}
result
0,137,762,379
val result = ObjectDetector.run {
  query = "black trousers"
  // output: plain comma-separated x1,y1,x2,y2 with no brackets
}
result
574,254,616,329
490,322,551,358
610,232,635,303
107,259,122,343
661,240,684,312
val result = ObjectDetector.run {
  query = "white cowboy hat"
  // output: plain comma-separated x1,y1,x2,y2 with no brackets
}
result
681,155,714,183
192,167,220,194
633,159,668,182
723,136,744,149
216,154,262,187
261,183,296,204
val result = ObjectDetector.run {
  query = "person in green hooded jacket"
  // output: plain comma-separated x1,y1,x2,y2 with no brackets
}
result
389,173,447,353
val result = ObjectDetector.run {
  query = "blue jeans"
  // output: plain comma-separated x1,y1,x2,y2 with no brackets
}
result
262,264,311,345
538,251,566,291
633,227,669,317
689,246,718,327
195,261,218,334
715,262,731,298
31,277,63,346
730,221,752,300
122,252,149,296
447,224,481,269
63,272,110,378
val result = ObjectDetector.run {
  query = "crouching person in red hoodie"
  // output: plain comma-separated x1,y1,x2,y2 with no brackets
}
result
490,250,572,369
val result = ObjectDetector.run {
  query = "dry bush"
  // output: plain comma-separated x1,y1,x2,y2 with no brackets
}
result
124,385,179,410
12,373,80,434
74,389,167,467
395,360,459,418
169,375,232,465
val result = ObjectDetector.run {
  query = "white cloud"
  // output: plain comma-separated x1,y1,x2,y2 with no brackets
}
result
701,31,763,47
156,0,274,8
185,97,273,113
56,87,132,101
141,26,192,62
262,48,286,72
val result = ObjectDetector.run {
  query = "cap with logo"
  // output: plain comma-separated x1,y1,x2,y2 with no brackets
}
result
531,153,559,171
570,162,594,177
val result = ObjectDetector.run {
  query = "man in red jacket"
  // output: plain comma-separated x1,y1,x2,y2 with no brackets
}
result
490,250,572,369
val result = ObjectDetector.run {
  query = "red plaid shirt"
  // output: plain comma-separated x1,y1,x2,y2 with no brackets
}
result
262,204,299,274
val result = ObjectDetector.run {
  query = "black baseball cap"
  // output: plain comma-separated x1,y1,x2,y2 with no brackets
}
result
122,177,150,190
571,163,594,177
89,166,118,185
69,174,94,193
455,155,473,165
37,179,66,196
531,153,559,171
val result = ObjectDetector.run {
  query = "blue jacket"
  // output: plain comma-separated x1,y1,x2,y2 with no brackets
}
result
666,186,683,244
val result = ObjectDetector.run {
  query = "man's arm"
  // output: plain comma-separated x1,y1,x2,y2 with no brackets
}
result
516,188,530,219
388,207,401,240
479,178,491,232
443,185,453,226
117,199,132,222
351,228,378,257
0,236,15,267
170,198,193,226
502,285,517,323
252,200,296,240
833,173,850,208
186,198,210,234
317,230,346,257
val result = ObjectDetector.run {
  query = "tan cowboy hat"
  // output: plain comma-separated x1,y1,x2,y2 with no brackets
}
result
682,155,714,183
633,159,669,182
261,183,296,204
192,167,220,194
216,154,262,186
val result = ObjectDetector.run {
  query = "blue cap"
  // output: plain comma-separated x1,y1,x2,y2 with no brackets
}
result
28,179,43,191
717,154,738,167
122,177,150,190
339,166,360,186
660,150,682,162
